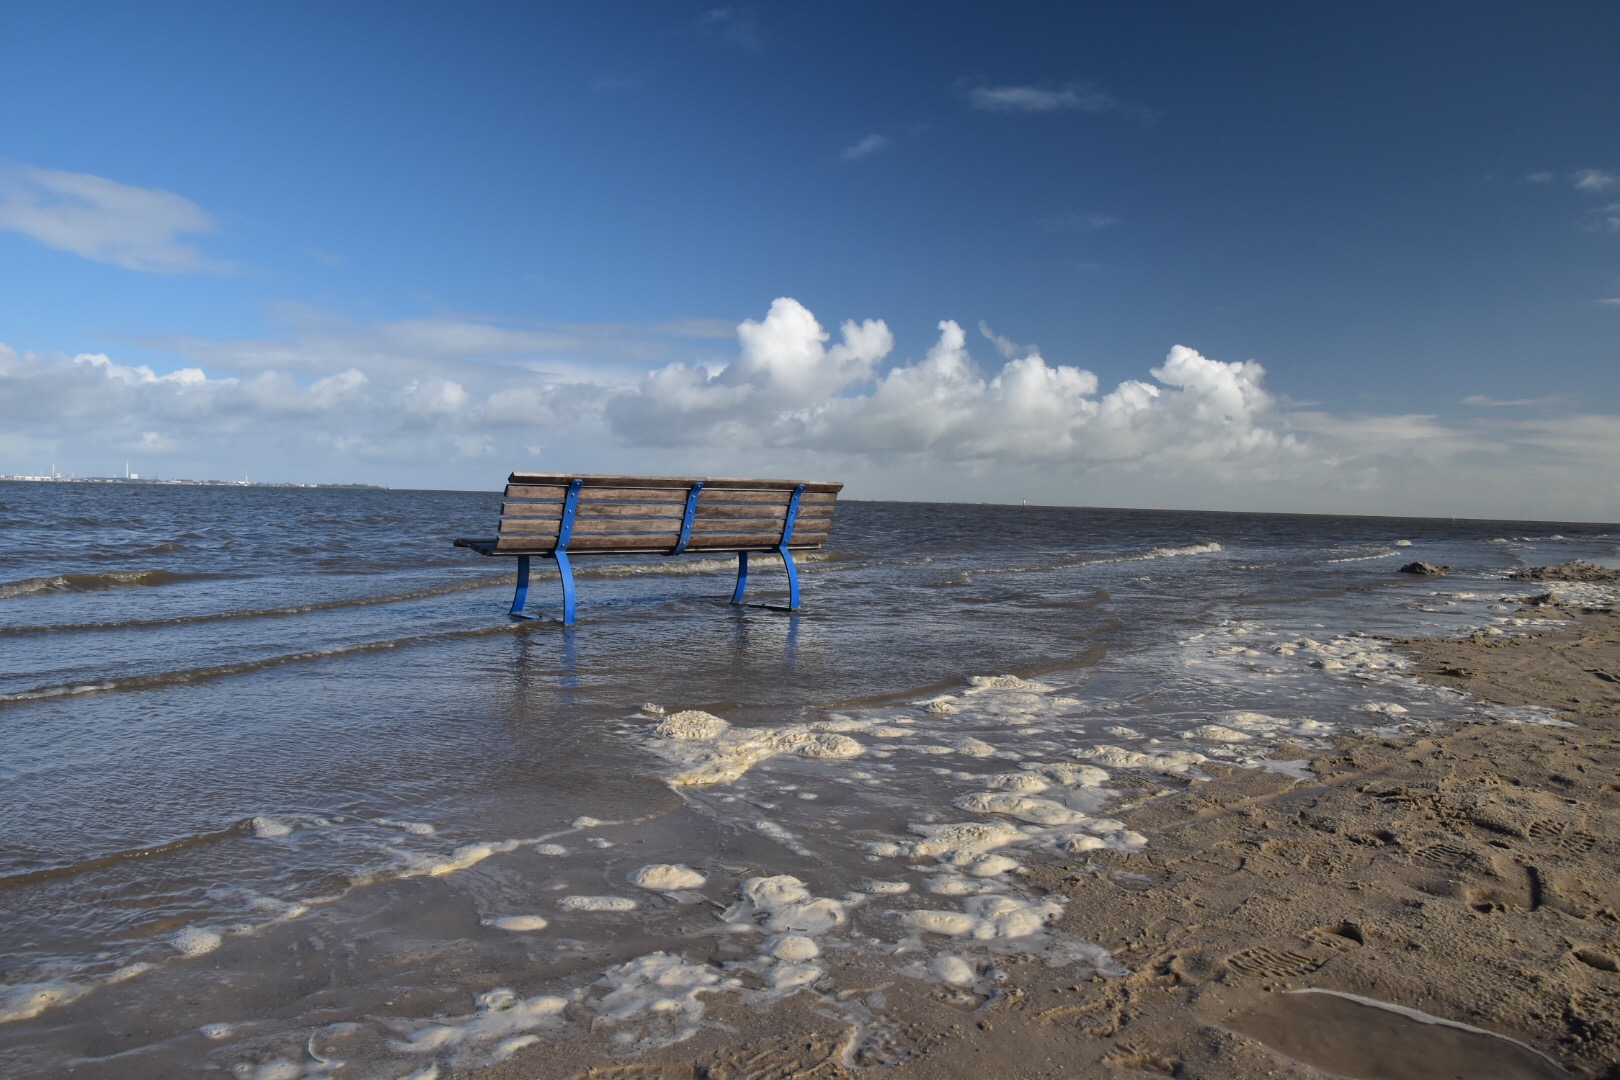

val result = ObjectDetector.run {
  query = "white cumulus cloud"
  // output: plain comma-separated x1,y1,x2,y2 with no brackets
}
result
605,298,892,444
605,299,1303,481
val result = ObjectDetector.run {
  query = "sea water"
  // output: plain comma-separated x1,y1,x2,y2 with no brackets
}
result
0,481,1615,1077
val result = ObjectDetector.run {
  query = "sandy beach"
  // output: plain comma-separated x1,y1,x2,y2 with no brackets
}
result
470,576,1620,1079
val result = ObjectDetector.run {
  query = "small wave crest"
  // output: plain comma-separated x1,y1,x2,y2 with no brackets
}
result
947,542,1222,583
0,569,209,600
0,623,521,705
1135,541,1223,560
0,573,513,635
0,821,258,891
1325,549,1401,564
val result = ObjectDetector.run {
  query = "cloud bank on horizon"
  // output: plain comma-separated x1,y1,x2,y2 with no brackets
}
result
3,297,1615,521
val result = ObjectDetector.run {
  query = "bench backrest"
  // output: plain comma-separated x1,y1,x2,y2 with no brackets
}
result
491,473,842,555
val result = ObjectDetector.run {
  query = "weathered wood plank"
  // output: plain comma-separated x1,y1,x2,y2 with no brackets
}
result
503,485,688,506
503,486,837,509
693,490,836,506
498,511,835,531
502,501,691,522
508,472,842,494
691,504,835,524
496,522,681,542
689,519,791,537
490,531,829,553
684,530,829,549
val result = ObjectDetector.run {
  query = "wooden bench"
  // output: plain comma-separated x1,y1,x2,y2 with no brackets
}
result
454,473,843,623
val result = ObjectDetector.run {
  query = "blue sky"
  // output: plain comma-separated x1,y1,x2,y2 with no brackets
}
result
2,2,1617,519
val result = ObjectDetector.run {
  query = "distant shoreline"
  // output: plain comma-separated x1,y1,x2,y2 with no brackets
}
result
0,476,385,489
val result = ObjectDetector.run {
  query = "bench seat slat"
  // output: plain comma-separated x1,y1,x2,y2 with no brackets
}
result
508,472,842,494
505,485,837,508
502,501,688,522
682,529,830,549
499,518,684,537
492,511,829,537
492,527,833,548
490,536,828,555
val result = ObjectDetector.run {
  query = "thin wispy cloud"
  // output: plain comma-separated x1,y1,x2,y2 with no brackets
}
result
1041,210,1120,232
591,66,653,91
967,81,1158,126
1573,168,1618,192
1462,394,1551,408
1599,298,1620,307
0,164,227,274
148,306,728,382
1526,171,1556,183
696,7,765,52
978,321,1035,361
969,83,1118,113
840,134,892,162
1591,204,1620,232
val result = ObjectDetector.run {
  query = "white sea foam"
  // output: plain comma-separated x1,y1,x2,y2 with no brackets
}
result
0,983,78,1024
250,816,292,839
1031,762,1110,787
905,821,1025,862
391,987,568,1057
591,952,736,1040
895,894,1060,940
721,875,849,936
558,896,638,913
1182,724,1251,742
966,674,1054,693
172,927,223,957
930,954,977,985
374,818,436,835
484,915,549,932
651,710,729,740
642,708,864,785
925,872,997,896
984,771,1050,793
963,854,1019,877
627,864,707,891
954,792,1088,826
950,736,999,758
761,934,820,962
1073,744,1208,777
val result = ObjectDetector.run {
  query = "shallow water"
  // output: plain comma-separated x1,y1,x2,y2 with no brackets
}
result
0,480,1615,1076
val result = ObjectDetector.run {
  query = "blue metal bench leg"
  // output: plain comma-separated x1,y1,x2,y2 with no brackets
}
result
778,547,800,610
510,555,531,618
730,551,749,605
555,550,577,625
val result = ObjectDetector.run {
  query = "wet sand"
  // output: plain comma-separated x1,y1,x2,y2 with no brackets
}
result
467,592,1620,1079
